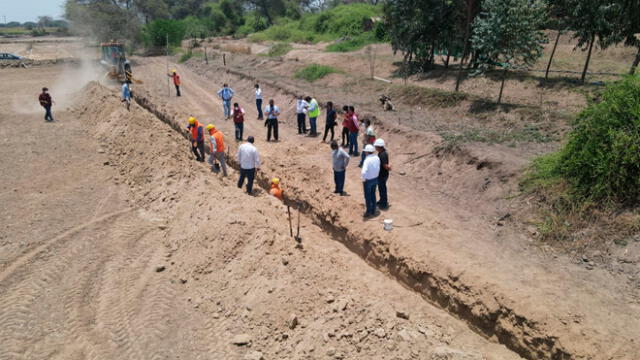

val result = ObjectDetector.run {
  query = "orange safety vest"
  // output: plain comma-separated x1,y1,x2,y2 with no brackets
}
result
172,73,181,86
190,121,202,141
270,184,283,200
212,130,225,152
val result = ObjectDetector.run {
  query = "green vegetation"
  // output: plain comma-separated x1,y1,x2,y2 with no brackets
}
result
249,4,384,51
294,64,339,82
178,52,193,63
521,77,640,240
141,19,186,48
266,42,293,57
388,84,468,108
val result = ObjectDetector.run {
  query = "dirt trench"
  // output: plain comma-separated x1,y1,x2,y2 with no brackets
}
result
132,83,570,360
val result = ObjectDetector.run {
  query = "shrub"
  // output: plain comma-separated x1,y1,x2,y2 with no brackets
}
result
325,32,376,52
267,42,292,57
294,64,339,82
142,19,186,48
556,76,640,204
178,52,193,63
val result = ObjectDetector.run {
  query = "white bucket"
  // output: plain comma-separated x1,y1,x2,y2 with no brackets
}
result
383,219,393,231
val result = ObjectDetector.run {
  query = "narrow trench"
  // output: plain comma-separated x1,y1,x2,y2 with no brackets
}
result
131,88,572,360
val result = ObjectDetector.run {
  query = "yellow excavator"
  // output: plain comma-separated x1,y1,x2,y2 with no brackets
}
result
99,42,142,83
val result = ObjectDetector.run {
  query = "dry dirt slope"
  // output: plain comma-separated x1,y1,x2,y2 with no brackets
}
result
0,65,520,359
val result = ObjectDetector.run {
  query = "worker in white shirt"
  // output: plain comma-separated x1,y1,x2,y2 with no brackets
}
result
255,84,263,120
236,136,261,195
264,99,280,142
296,95,308,134
361,144,381,218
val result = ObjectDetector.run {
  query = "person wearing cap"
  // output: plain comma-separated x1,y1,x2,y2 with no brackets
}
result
231,102,245,141
375,138,390,209
264,99,280,142
217,83,235,120
270,178,283,200
237,136,261,195
168,69,181,97
206,124,228,176
331,140,350,195
187,117,205,162
38,87,54,122
361,144,380,218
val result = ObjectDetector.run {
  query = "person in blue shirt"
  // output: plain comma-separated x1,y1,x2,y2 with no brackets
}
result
264,99,281,142
121,80,131,111
217,83,235,120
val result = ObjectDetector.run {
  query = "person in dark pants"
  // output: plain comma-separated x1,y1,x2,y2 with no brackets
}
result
264,99,280,142
341,105,350,147
237,136,261,195
231,102,245,141
187,116,205,162
375,138,390,209
168,69,181,97
347,106,359,156
323,101,337,142
255,84,263,120
296,96,308,134
360,144,380,218
331,141,350,195
38,87,54,122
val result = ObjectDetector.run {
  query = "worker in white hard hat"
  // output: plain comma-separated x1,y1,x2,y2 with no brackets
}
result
374,138,390,210
360,144,380,218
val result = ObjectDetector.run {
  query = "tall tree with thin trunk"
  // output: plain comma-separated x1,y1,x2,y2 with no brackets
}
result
454,0,480,92
471,0,548,104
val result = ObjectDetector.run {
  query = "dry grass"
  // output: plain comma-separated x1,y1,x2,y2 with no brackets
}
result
220,43,252,55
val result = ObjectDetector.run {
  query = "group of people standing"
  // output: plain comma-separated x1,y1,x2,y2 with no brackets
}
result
171,72,392,219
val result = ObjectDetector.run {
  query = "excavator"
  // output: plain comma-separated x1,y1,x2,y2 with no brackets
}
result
99,42,142,84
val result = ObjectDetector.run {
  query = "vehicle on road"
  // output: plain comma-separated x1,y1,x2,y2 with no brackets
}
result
0,53,24,60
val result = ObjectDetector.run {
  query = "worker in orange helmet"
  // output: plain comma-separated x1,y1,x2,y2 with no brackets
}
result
187,116,204,162
270,178,283,201
205,124,228,177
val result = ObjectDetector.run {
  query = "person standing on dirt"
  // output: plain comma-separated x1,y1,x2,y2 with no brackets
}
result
187,117,205,162
206,124,228,177
237,136,261,195
322,101,337,142
347,106,360,156
361,144,380,218
270,178,284,201
296,95,308,134
306,96,320,137
231,103,245,141
255,84,264,120
168,69,181,97
375,139,390,209
359,119,376,167
341,105,350,147
121,80,132,111
38,87,54,122
331,140,350,196
264,99,280,142
217,83,234,120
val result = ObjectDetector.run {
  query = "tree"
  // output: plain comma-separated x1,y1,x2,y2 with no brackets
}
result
613,0,640,74
563,0,621,83
142,19,185,47
454,0,481,91
471,0,548,104
37,16,55,28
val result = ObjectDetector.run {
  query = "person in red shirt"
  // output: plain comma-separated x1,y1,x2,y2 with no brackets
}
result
38,87,54,122
341,105,350,147
168,69,181,97
231,102,245,141
347,106,360,156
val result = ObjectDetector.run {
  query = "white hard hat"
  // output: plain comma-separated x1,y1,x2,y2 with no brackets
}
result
374,138,385,147
364,144,376,153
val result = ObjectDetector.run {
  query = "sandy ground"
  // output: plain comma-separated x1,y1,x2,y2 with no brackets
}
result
0,63,524,359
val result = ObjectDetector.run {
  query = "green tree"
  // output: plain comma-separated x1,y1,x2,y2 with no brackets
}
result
614,0,640,74
471,0,548,104
142,19,186,47
563,0,622,83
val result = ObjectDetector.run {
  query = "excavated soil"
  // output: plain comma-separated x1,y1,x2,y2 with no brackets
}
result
0,63,523,359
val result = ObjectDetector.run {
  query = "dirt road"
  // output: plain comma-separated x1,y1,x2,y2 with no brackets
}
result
0,63,523,359
128,56,640,359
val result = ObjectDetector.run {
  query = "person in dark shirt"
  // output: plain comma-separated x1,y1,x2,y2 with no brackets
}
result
323,101,337,142
375,138,390,209
38,87,54,122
